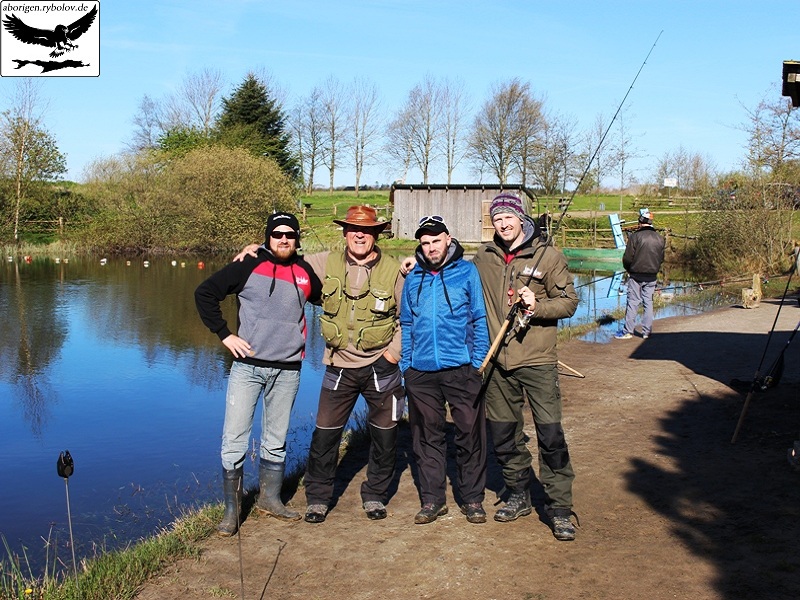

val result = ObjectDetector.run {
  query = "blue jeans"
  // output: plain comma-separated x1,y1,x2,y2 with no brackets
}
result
220,361,301,471
624,278,657,337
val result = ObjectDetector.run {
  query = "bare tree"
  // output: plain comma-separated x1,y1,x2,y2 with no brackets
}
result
653,146,714,194
389,76,443,184
129,94,165,152
251,66,289,111
530,112,577,195
511,91,545,187
176,68,223,135
740,93,800,180
609,107,642,209
583,112,618,192
129,69,225,151
468,78,539,185
290,86,325,193
0,80,66,241
346,78,383,196
385,105,414,183
439,78,469,184
319,76,345,192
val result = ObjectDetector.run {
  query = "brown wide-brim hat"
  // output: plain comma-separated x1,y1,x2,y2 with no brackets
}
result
333,205,389,231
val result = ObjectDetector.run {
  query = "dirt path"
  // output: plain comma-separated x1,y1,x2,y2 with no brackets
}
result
135,298,800,600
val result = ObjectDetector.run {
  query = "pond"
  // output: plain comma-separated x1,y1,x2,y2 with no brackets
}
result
0,255,735,572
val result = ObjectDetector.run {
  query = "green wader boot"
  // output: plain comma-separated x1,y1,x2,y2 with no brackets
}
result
256,459,301,521
218,467,243,537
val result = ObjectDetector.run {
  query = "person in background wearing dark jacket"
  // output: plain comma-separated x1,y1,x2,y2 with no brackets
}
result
195,212,322,536
400,216,490,525
615,208,665,340
472,193,579,541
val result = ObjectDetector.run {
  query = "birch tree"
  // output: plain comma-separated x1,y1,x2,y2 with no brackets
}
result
0,80,66,242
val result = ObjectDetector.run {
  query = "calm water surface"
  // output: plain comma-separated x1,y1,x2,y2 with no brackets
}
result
0,255,730,571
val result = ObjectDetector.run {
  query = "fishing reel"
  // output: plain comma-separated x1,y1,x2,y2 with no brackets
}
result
57,450,74,479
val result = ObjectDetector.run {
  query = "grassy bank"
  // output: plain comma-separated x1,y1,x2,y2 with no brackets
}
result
1,505,219,600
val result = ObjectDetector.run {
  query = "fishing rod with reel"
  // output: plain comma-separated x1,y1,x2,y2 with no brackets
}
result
479,30,664,373
731,247,800,443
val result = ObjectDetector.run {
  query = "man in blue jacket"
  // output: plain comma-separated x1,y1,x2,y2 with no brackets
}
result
195,212,322,536
400,215,490,525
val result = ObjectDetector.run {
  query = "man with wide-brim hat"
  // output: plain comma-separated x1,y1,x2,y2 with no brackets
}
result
235,204,403,524
332,205,391,232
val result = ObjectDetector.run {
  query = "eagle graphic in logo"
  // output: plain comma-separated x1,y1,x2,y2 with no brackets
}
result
3,5,97,58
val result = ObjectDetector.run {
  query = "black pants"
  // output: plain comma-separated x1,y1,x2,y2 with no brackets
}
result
405,365,486,506
304,359,401,505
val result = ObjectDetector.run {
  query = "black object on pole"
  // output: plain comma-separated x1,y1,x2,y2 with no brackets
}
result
57,450,80,594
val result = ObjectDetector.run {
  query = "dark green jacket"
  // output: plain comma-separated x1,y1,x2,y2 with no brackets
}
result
473,218,578,370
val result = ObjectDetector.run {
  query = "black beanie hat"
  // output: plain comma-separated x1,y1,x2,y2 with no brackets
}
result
265,212,301,247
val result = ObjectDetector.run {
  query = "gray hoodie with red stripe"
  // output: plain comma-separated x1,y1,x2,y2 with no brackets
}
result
195,248,322,368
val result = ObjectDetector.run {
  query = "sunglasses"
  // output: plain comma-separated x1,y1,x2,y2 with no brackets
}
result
270,231,299,240
418,215,444,226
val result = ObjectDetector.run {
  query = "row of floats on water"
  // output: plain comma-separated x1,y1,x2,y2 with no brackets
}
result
7,256,207,269
98,258,206,269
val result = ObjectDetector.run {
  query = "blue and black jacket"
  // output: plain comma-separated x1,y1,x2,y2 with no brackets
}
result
400,240,489,373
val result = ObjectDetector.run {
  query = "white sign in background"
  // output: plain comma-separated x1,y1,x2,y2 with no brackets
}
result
0,1,99,77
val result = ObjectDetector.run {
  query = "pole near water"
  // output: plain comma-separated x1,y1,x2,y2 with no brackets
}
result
56,451,80,595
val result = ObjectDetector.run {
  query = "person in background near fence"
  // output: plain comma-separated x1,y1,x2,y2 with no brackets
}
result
400,215,490,525
195,212,322,536
615,208,665,340
236,205,405,523
472,192,580,541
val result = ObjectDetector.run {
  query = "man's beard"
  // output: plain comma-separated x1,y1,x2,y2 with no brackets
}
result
272,245,294,260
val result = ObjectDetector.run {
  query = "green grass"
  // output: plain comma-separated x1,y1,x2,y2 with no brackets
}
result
0,409,373,600
1,504,219,600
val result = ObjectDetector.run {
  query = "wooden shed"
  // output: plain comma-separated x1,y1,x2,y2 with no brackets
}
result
389,184,537,243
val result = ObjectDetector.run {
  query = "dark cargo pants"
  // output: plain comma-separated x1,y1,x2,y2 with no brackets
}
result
304,358,402,506
405,365,486,506
484,363,575,510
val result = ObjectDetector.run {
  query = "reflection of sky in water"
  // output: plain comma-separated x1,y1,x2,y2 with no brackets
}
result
0,258,734,574
0,259,330,573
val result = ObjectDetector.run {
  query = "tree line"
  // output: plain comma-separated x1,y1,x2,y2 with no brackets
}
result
1,70,799,269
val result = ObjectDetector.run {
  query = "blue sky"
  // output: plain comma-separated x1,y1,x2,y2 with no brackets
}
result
2,0,795,186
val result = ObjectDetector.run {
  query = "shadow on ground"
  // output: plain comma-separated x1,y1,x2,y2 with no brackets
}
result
622,327,800,599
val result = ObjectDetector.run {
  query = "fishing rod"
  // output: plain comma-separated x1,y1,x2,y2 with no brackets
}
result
551,30,663,237
575,272,619,289
479,31,663,373
731,250,800,443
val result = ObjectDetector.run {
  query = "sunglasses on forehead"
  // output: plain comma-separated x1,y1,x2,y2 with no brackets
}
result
418,215,444,226
270,231,299,240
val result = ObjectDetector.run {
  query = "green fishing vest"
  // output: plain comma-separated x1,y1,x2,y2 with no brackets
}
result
319,252,399,352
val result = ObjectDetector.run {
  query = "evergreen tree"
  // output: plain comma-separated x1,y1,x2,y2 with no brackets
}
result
216,74,299,178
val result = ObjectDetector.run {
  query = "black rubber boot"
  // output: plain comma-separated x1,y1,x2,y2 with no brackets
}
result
218,467,243,537
257,459,300,521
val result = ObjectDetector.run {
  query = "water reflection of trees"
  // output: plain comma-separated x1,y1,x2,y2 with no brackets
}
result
1,258,329,435
64,258,327,389
0,260,66,435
